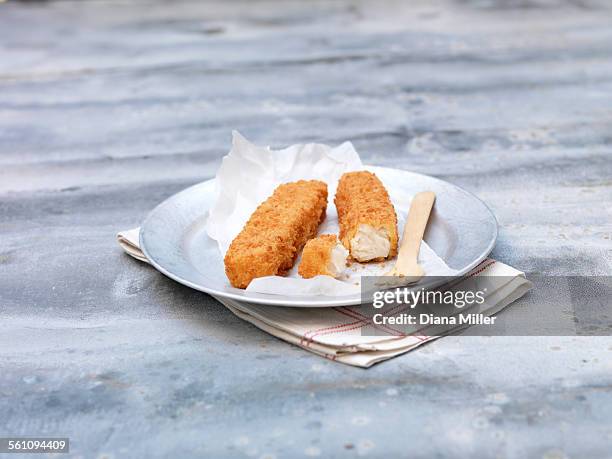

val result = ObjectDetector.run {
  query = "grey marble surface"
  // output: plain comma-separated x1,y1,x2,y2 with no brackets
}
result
1,0,611,457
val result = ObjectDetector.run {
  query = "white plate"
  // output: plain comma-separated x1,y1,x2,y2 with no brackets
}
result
140,166,497,307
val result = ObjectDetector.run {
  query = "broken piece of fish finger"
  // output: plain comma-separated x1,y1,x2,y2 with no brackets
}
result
334,171,398,262
298,234,349,279
224,180,328,289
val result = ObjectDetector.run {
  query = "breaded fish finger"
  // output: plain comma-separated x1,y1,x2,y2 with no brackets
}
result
334,171,398,262
224,180,328,288
298,234,349,279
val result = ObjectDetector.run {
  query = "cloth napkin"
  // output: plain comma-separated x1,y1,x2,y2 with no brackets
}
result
118,228,532,367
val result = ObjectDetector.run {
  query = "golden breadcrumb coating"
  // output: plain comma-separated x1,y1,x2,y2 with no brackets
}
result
334,171,398,262
298,234,345,279
224,180,328,288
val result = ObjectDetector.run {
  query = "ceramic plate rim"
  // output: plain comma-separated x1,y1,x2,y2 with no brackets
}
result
140,166,498,307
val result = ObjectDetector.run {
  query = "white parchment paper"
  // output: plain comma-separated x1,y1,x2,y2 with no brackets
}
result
206,131,456,296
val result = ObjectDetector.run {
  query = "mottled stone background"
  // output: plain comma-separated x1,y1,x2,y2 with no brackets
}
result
1,0,611,457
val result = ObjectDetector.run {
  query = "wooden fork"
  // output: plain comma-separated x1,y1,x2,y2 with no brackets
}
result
385,191,436,283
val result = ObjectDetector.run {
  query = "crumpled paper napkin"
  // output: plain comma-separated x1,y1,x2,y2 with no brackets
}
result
206,132,456,297
118,228,532,367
